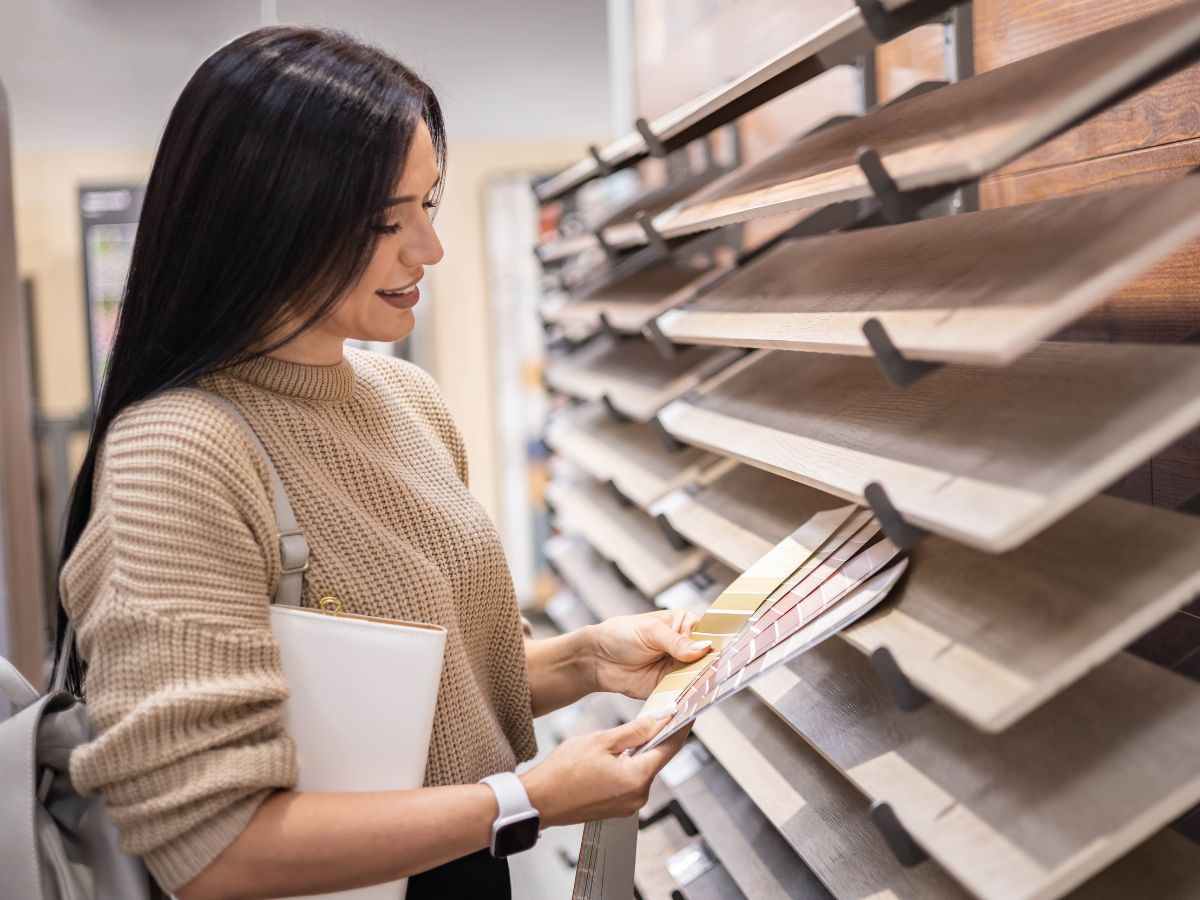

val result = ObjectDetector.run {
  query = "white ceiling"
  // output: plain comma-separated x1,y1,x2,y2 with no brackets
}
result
0,0,612,151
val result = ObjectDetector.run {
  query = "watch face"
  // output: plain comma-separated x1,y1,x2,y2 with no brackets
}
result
495,813,540,857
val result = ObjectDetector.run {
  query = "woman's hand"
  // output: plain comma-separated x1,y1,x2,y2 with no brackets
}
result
520,715,691,827
587,609,712,700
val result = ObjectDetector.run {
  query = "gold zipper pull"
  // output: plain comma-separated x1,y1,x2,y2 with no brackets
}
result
318,596,344,616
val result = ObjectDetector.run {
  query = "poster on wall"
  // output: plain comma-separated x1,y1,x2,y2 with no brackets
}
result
79,185,144,400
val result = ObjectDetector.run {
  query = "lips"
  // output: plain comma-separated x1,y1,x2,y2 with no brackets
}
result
376,280,421,310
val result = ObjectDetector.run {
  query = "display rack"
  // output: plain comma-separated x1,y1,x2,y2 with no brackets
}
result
653,176,1200,366
754,641,1200,900
543,336,741,424
545,403,725,509
535,3,1200,898
658,343,1200,552
658,463,1200,731
649,2,1200,239
534,0,962,204
546,476,707,597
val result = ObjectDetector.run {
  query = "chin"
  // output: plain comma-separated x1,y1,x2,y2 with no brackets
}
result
356,310,416,344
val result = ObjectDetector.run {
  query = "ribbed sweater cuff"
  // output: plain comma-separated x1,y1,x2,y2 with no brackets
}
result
144,790,272,893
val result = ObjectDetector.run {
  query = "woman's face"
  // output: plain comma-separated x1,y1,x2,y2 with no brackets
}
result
312,119,445,348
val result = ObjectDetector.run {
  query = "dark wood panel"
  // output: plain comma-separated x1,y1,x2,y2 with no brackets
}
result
975,0,1200,176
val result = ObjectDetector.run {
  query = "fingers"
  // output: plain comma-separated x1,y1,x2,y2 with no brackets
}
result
604,714,670,753
649,616,713,663
634,722,692,775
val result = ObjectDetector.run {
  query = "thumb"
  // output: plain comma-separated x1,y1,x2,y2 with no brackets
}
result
648,617,713,663
604,714,671,753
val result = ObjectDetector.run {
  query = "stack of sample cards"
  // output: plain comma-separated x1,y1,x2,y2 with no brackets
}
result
637,503,908,751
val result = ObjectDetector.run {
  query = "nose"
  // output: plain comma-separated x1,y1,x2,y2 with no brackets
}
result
400,214,444,268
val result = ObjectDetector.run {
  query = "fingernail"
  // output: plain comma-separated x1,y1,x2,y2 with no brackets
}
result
689,640,712,652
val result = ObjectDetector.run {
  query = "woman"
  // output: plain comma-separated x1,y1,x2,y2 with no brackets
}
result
57,26,708,900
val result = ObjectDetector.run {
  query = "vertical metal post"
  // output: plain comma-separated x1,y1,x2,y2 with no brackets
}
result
0,78,48,685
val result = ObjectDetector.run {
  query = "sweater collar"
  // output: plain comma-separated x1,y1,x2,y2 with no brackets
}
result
223,353,356,402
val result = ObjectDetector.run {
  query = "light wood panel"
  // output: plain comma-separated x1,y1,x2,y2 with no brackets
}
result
652,3,1200,237
654,463,847,572
536,0,877,202
544,337,742,423
753,640,1200,900
542,260,723,336
635,817,695,900
670,752,834,899
656,176,1200,365
547,477,707,597
546,536,655,621
659,343,1200,551
696,691,972,899
670,463,1200,731
545,404,721,508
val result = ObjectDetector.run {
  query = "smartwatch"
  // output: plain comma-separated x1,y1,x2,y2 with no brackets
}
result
480,772,541,858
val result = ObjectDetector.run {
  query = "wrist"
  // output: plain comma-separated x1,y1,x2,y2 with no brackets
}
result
577,623,603,694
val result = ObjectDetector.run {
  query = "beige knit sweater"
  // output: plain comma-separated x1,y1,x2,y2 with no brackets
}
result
60,349,538,892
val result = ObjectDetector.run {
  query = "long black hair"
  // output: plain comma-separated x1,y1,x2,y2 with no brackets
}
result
54,26,446,693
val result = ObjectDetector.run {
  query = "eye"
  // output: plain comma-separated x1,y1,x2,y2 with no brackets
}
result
423,201,439,221
371,222,401,235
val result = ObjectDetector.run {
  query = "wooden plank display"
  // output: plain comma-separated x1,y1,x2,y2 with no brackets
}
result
537,167,731,263
535,0,894,203
658,343,1200,551
699,687,1200,900
544,337,742,423
547,477,707,597
545,404,723,509
669,751,834,900
650,2,1200,238
546,535,655,621
541,260,721,337
653,463,859,572
635,816,697,900
654,175,1200,365
694,690,972,899
664,463,1200,731
752,640,1200,900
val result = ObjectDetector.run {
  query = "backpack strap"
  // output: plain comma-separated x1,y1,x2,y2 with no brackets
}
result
185,390,309,608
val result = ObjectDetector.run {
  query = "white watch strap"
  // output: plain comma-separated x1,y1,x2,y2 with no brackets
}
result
481,772,535,821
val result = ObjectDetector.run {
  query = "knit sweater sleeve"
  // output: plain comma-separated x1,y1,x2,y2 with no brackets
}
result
61,393,297,892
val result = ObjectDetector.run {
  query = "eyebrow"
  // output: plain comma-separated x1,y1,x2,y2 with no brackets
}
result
382,177,443,208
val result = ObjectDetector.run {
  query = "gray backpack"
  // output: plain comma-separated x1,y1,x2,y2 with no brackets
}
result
0,627,155,900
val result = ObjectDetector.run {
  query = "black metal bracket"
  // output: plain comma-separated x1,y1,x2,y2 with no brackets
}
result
862,317,942,388
588,143,614,176
688,567,716,591
635,210,671,258
601,393,633,424
855,0,960,43
609,559,636,590
869,801,930,867
605,479,634,508
870,646,930,712
856,147,921,225
594,226,620,263
597,311,622,340
651,415,688,453
643,316,678,361
635,116,669,158
655,513,691,552
864,482,927,551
